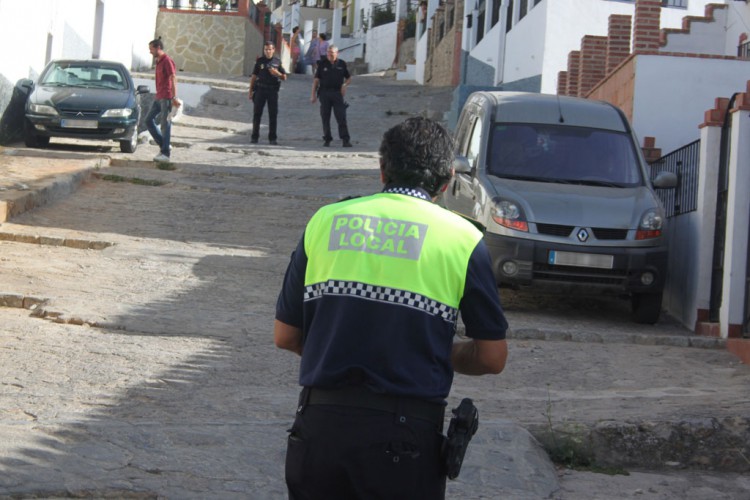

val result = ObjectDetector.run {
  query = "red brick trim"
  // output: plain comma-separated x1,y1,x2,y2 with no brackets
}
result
727,339,750,364
701,97,729,128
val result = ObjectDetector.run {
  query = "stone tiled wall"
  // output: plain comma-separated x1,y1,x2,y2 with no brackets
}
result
424,0,462,87
155,11,248,75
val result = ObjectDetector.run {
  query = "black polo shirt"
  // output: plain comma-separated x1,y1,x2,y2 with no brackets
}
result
315,58,350,91
252,56,286,88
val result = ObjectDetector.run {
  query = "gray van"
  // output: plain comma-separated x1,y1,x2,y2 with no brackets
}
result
440,92,676,324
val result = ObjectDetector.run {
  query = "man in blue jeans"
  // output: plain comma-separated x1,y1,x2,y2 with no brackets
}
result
146,39,177,163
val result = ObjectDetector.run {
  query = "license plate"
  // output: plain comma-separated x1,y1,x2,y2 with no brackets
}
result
548,250,614,269
61,119,98,129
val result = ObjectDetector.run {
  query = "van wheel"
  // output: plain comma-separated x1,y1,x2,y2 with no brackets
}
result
631,292,662,324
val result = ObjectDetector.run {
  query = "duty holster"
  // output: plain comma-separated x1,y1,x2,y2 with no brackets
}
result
442,398,479,480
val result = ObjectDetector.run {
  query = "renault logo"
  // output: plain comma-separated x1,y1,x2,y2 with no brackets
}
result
577,229,589,242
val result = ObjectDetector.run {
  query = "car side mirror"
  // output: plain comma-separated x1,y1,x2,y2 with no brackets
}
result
652,171,677,189
453,155,471,175
136,85,150,95
18,78,34,90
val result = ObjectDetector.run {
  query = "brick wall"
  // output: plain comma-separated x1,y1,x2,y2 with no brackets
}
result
579,35,608,96
633,0,661,53
607,15,632,74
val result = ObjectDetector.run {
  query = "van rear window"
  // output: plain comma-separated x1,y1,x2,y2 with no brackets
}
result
488,123,643,187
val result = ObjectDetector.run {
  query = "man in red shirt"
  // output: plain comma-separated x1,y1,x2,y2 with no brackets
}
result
146,39,178,163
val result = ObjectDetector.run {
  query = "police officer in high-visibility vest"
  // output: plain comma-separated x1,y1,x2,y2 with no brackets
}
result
275,117,509,499
249,41,287,145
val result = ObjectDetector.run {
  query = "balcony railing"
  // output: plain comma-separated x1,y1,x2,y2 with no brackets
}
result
158,0,239,12
739,40,750,59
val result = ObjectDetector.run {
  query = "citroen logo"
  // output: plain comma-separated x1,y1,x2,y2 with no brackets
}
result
76,112,85,117
577,229,589,242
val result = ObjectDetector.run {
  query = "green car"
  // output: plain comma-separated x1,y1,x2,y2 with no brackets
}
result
21,59,150,153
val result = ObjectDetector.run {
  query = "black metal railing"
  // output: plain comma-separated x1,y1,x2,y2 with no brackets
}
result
371,0,396,28
649,139,700,218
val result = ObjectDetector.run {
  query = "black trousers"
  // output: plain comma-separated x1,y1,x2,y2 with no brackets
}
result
318,89,350,142
252,87,279,140
285,405,446,500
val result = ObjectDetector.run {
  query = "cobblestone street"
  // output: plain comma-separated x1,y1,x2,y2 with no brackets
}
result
0,73,749,499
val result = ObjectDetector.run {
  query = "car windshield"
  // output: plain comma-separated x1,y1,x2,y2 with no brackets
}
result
40,62,128,90
487,123,643,187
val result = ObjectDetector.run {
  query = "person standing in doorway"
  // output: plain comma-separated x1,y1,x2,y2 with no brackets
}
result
290,26,303,74
317,33,329,66
146,38,177,163
249,41,287,145
311,45,351,147
304,30,319,73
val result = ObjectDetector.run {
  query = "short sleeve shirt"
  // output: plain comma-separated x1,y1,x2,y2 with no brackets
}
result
154,53,176,100
252,56,286,87
314,59,350,91
275,186,508,401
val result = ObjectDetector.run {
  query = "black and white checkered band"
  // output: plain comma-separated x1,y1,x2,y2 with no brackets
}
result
382,186,430,201
304,280,458,323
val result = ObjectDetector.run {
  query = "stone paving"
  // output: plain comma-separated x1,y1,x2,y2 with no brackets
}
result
0,72,749,499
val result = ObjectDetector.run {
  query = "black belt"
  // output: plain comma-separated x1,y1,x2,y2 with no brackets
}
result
304,386,445,427
255,82,279,90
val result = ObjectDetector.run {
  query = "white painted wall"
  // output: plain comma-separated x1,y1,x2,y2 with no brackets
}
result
537,0,635,94
0,0,157,84
719,106,750,336
415,31,428,84
724,3,750,56
502,1,548,88
99,0,159,70
466,0,727,94
661,6,727,55
631,55,750,154
365,21,398,72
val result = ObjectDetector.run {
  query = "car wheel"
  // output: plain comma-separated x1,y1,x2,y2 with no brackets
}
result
23,121,49,148
631,292,662,324
120,131,138,153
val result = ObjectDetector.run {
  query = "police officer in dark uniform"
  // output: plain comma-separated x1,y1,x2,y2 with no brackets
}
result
249,41,287,145
310,44,352,147
275,117,509,499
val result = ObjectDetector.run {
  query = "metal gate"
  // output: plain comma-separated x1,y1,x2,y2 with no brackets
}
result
708,94,738,323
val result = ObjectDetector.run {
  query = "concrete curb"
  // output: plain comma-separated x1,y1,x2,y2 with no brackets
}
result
0,153,108,222
508,327,726,349
530,416,750,473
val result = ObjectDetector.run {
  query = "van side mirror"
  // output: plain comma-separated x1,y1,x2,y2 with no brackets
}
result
652,171,677,189
453,155,471,175
136,85,150,95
